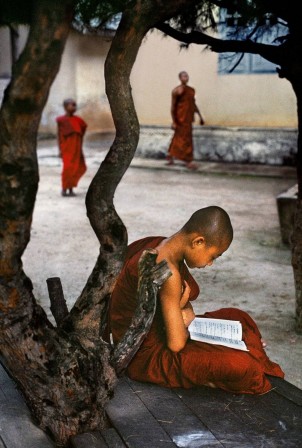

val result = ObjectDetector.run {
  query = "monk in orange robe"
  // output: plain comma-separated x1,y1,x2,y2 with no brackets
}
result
56,99,87,197
109,206,284,394
167,71,204,170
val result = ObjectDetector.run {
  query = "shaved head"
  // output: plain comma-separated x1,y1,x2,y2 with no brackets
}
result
181,206,233,248
178,70,188,78
63,98,76,107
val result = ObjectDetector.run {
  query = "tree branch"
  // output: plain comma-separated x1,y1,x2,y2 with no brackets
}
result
156,22,286,66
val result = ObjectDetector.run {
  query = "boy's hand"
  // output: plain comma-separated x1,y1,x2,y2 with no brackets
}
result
180,280,191,308
181,302,196,328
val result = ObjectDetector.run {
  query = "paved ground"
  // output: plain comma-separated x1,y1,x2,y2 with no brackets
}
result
22,135,302,389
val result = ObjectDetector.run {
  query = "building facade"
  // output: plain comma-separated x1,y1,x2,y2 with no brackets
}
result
0,24,298,164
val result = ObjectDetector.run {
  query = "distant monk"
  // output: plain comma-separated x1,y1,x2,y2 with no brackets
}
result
56,98,87,197
167,71,205,170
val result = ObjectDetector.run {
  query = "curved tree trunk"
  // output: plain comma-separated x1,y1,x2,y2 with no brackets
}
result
65,0,201,348
64,8,149,348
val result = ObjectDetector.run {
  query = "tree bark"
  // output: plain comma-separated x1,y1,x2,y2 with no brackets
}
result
0,2,116,446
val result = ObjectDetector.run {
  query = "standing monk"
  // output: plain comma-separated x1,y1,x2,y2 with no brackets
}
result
56,98,87,197
167,71,204,170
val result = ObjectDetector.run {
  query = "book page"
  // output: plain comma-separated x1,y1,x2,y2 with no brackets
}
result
188,317,249,351
189,317,242,340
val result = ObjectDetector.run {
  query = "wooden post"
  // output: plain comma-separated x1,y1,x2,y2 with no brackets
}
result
46,277,69,326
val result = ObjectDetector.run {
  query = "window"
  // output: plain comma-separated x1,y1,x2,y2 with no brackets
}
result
218,9,285,74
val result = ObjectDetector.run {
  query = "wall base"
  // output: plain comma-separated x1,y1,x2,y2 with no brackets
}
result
137,125,298,166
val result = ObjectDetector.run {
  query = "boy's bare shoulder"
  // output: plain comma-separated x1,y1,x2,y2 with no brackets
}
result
155,241,182,284
158,257,182,286
172,85,185,96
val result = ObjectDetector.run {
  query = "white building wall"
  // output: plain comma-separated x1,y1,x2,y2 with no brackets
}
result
0,27,298,133
131,30,297,128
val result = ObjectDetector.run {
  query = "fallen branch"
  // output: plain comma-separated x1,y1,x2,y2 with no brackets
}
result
111,249,172,375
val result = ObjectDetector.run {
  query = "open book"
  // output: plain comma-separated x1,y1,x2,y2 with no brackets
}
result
188,317,249,351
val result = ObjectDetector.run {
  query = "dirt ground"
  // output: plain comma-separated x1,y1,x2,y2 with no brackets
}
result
22,137,302,389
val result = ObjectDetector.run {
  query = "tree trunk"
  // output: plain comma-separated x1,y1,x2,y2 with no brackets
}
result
0,2,115,446
65,0,202,348
290,77,302,333
292,198,302,333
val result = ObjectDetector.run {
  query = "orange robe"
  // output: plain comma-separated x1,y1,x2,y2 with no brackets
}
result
168,86,196,163
56,115,87,190
109,236,284,395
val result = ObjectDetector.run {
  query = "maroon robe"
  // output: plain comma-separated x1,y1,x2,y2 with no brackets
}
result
109,236,284,395
168,86,196,163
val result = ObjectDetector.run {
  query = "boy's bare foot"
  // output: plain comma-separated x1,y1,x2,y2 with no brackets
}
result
165,158,174,166
205,382,216,388
186,161,198,170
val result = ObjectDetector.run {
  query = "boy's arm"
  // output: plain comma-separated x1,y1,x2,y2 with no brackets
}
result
159,267,190,352
56,123,63,158
194,101,205,125
171,86,183,129
80,117,87,136
181,301,195,328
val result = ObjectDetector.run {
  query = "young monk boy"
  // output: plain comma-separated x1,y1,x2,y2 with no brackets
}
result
109,206,284,394
56,98,87,197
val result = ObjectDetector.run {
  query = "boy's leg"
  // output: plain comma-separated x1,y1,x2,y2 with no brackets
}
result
179,340,273,394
